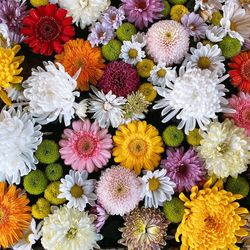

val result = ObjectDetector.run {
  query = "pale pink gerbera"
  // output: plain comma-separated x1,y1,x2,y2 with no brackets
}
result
121,0,164,30
59,119,113,173
146,20,190,65
225,92,250,136
96,166,142,216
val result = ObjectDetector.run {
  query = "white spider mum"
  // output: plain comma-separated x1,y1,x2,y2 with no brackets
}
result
23,62,80,126
205,25,226,43
75,99,88,120
194,0,225,11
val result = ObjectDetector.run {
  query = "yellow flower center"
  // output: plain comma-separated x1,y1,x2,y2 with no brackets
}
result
66,227,78,240
134,219,146,236
70,185,84,198
128,48,138,58
116,184,124,194
165,32,174,42
230,21,237,31
197,56,211,69
216,143,228,154
148,177,160,191
128,138,148,157
157,69,166,78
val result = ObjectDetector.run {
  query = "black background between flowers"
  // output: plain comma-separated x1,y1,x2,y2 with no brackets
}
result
12,0,250,249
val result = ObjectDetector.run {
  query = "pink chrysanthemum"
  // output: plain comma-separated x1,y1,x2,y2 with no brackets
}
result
59,119,113,173
98,61,140,97
90,202,109,232
161,147,206,193
96,166,142,216
225,92,250,136
121,0,164,30
146,20,189,65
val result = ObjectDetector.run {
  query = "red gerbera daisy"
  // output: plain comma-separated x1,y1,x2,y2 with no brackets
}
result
228,51,250,93
21,4,75,56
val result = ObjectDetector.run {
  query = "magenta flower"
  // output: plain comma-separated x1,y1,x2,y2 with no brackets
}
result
90,202,109,232
121,0,164,30
161,147,206,193
59,119,113,173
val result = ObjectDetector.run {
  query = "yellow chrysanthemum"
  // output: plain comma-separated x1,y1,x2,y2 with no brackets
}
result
139,82,157,102
0,45,24,105
113,121,164,174
176,179,249,250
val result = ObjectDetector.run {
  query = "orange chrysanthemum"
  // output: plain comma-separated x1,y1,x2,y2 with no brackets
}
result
55,39,105,91
0,182,32,248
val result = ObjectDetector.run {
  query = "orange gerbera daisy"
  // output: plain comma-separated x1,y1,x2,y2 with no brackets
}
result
55,39,105,91
0,182,32,248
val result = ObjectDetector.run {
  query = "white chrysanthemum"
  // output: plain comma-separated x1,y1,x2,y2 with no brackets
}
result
183,42,226,77
141,169,176,209
58,170,97,211
119,41,145,65
41,206,102,250
220,1,250,43
205,25,227,42
88,86,126,128
23,62,80,126
13,219,43,250
194,0,225,11
0,23,11,48
5,85,26,103
75,99,88,120
197,119,250,178
0,107,42,184
148,62,177,88
153,67,233,134
132,32,146,47
58,0,110,29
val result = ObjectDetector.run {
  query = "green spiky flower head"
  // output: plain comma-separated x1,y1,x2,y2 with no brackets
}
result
102,39,122,61
218,36,241,59
45,163,64,181
163,197,185,223
116,23,137,41
162,125,184,147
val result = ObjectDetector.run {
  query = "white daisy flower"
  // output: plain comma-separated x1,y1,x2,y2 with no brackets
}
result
141,169,176,209
132,32,147,47
58,170,97,211
183,42,226,77
194,0,225,11
148,62,177,88
88,86,126,129
75,99,88,121
205,25,227,42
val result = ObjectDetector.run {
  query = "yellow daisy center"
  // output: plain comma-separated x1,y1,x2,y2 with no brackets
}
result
128,48,138,58
230,21,237,31
70,185,84,198
216,142,228,154
148,177,160,191
197,56,211,69
133,219,146,236
157,68,166,78
165,32,174,42
66,227,78,240
128,138,148,157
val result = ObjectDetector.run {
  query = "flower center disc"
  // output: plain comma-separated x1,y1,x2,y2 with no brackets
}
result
242,107,250,124
76,134,98,157
136,0,148,11
157,69,166,78
70,184,84,198
242,59,250,82
128,49,138,58
148,177,160,191
128,138,147,157
66,227,78,239
216,142,228,154
177,164,188,175
197,56,211,69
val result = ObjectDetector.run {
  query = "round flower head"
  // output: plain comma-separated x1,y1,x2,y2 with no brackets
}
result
0,182,32,249
58,170,97,211
170,4,189,22
139,82,157,102
113,121,164,175
121,0,164,30
141,169,176,208
44,181,66,205
96,166,142,216
219,35,241,59
59,119,112,173
59,0,110,29
176,179,249,250
55,39,105,91
162,125,184,147
101,39,122,61
23,62,80,126
146,20,189,65
31,198,51,220
161,147,206,193
119,207,169,249
0,107,42,185
22,4,75,56
41,206,102,250
153,67,231,134
90,202,108,233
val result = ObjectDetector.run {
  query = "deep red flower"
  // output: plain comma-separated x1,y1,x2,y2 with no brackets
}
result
21,4,75,56
228,51,250,93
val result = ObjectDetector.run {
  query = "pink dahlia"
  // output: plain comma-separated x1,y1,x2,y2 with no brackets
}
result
98,61,140,97
59,119,113,173
146,20,190,65
90,202,109,232
121,0,164,30
96,166,142,216
160,147,206,193
225,92,250,136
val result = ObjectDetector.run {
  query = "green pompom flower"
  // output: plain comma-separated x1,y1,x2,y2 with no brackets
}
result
102,39,122,61
45,163,63,181
163,197,185,223
116,23,137,41
162,0,171,17
225,176,250,197
136,59,155,78
211,11,222,26
218,36,241,59
44,181,66,205
186,128,202,146
170,0,187,4
32,198,51,219
162,125,184,147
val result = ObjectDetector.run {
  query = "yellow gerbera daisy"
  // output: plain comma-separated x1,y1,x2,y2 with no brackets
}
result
176,179,249,250
113,121,164,174
0,45,24,105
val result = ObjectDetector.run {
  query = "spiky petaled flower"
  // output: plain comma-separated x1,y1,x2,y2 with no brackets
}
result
21,4,75,56
153,67,231,134
0,107,42,185
146,20,189,65
176,179,249,250
205,25,226,43
0,182,32,249
197,119,250,178
41,206,102,250
23,62,80,126
58,0,110,29
113,121,164,175
118,207,170,250
0,45,24,105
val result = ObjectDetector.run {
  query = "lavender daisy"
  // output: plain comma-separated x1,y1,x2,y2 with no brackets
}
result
161,147,206,193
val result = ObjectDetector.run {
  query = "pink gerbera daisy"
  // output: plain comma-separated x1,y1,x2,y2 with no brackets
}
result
225,92,250,136
121,0,164,30
59,119,113,173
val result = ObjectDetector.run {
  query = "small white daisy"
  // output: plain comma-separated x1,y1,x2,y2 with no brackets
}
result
58,170,97,211
141,169,176,208
206,25,227,43
119,41,145,65
74,99,88,120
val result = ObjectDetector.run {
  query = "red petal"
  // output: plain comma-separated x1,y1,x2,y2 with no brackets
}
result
55,8,67,21
40,42,49,55
37,6,45,16
30,39,39,48
62,17,73,26
21,27,34,36
29,9,40,20
53,40,63,54
45,4,57,17
60,35,71,42
23,16,36,26
62,26,75,36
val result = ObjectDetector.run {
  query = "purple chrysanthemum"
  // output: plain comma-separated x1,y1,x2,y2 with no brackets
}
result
90,202,109,232
181,12,207,42
121,0,164,30
160,147,206,193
